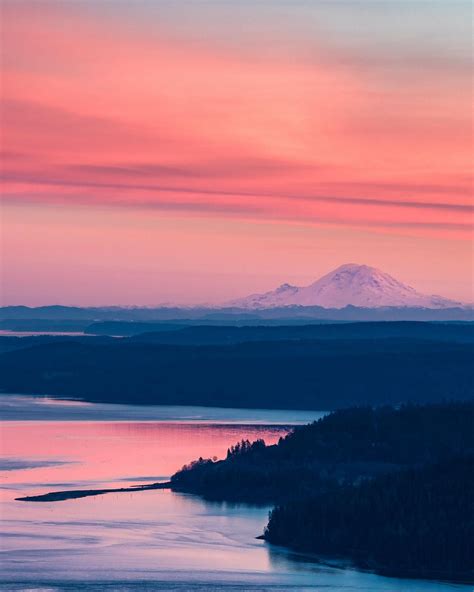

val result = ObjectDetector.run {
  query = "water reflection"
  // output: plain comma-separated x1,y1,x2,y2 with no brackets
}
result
0,394,326,424
0,405,470,591
0,421,288,497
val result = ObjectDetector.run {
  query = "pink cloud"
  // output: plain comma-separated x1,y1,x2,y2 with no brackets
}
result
1,1,472,304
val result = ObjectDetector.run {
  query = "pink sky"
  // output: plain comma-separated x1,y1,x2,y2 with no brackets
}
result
1,1,472,305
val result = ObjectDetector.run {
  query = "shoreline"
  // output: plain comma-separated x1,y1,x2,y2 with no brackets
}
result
16,481,171,502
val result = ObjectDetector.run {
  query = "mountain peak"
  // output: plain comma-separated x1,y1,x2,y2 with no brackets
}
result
230,264,461,310
326,263,389,279
333,263,374,272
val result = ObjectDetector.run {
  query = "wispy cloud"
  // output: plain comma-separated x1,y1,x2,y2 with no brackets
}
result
1,0,472,304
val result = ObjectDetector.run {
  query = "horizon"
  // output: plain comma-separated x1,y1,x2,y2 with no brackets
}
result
1,1,473,306
0,262,471,308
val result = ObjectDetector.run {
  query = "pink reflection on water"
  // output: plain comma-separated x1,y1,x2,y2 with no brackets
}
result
0,422,461,589
0,422,289,500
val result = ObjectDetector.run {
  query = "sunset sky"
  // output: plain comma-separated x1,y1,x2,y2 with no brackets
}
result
1,0,472,305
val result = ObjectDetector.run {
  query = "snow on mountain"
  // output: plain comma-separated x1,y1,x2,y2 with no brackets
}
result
229,264,462,309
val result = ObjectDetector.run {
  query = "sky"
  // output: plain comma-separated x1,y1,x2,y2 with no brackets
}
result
1,0,472,306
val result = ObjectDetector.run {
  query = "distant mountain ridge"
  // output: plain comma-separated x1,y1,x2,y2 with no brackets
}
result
1,264,470,324
229,264,463,309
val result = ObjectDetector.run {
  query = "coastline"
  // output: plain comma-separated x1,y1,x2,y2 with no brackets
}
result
16,481,171,502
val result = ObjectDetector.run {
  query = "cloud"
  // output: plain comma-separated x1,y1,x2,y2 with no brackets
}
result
1,0,472,244
2,166,471,216
0,458,74,471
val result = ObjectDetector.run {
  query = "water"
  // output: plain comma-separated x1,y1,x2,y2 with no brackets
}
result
0,395,325,424
0,395,468,591
0,331,87,337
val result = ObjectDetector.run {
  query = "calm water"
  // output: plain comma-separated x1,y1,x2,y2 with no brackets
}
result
0,330,87,337
0,396,468,591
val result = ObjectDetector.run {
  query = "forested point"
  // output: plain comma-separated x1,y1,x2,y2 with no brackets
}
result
171,402,474,503
171,401,474,580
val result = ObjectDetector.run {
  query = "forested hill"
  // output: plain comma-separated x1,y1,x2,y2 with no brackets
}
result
264,456,474,582
171,402,474,580
0,338,472,409
99,320,474,341
170,402,474,502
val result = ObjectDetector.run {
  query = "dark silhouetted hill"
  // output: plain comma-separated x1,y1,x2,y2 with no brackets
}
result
126,321,474,344
170,402,474,502
171,403,474,580
264,456,474,582
0,338,472,408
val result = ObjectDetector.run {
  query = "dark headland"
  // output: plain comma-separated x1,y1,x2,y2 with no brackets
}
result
170,402,474,583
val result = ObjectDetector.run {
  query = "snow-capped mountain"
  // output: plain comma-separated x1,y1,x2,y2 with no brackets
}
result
229,264,462,309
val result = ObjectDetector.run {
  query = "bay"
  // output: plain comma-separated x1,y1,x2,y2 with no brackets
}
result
0,395,468,591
